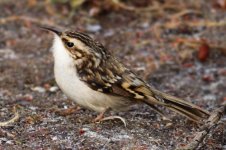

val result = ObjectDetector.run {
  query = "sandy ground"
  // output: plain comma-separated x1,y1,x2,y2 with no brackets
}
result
0,0,225,149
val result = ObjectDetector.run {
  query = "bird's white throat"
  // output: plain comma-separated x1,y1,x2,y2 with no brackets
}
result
52,35,74,67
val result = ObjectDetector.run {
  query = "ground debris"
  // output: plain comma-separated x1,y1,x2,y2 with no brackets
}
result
0,106,19,127
177,103,226,150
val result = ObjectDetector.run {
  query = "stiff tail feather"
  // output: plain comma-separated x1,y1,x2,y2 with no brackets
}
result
144,88,210,122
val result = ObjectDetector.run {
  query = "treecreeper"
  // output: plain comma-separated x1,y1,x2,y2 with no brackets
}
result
41,26,210,126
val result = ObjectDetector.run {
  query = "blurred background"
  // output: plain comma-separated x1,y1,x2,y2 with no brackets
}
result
0,0,226,149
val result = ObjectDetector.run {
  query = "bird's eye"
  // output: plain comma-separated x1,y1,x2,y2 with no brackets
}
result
66,42,74,47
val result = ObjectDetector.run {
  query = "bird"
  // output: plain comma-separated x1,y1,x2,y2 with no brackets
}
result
41,26,210,125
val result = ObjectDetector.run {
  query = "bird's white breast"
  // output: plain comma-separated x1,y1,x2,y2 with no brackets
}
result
51,35,128,112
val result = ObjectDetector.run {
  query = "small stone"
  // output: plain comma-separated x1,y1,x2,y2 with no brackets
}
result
23,94,34,101
104,30,115,37
86,24,102,32
140,22,149,29
29,106,38,111
49,86,59,92
52,136,58,141
165,122,173,127
0,48,18,61
32,86,46,93
6,140,13,145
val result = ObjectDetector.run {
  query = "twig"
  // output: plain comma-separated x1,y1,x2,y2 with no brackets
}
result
168,9,202,20
177,104,226,150
173,38,226,56
159,20,226,30
111,0,184,13
152,19,226,40
0,106,19,126
0,15,62,29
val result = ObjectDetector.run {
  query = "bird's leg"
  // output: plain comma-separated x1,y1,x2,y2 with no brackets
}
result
93,110,107,122
93,108,127,127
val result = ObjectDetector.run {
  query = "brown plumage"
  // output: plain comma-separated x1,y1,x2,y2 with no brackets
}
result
43,26,210,123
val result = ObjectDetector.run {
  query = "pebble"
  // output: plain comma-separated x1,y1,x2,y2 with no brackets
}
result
51,136,58,141
32,86,58,93
86,24,102,32
203,94,217,101
29,106,38,111
0,48,18,61
32,86,46,93
49,86,59,92
104,30,115,37
140,22,150,29
6,140,13,145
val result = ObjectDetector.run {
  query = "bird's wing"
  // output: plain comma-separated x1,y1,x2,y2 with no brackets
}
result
78,56,153,100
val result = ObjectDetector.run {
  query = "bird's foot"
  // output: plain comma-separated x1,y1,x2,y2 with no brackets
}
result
100,116,127,127
93,109,127,127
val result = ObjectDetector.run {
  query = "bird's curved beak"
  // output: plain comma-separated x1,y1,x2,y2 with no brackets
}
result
39,25,62,36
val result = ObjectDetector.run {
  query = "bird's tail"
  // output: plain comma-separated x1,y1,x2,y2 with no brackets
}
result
144,88,210,122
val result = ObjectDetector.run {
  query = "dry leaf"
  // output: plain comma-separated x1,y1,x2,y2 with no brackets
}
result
198,43,209,62
27,0,37,7
70,0,85,9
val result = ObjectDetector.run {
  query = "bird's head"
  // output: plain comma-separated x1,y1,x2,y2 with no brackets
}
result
40,26,107,61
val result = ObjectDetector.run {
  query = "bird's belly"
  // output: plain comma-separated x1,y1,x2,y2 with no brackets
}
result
54,65,131,112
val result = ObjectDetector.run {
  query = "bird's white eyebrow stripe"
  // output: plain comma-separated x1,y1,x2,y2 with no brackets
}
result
66,32,95,50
